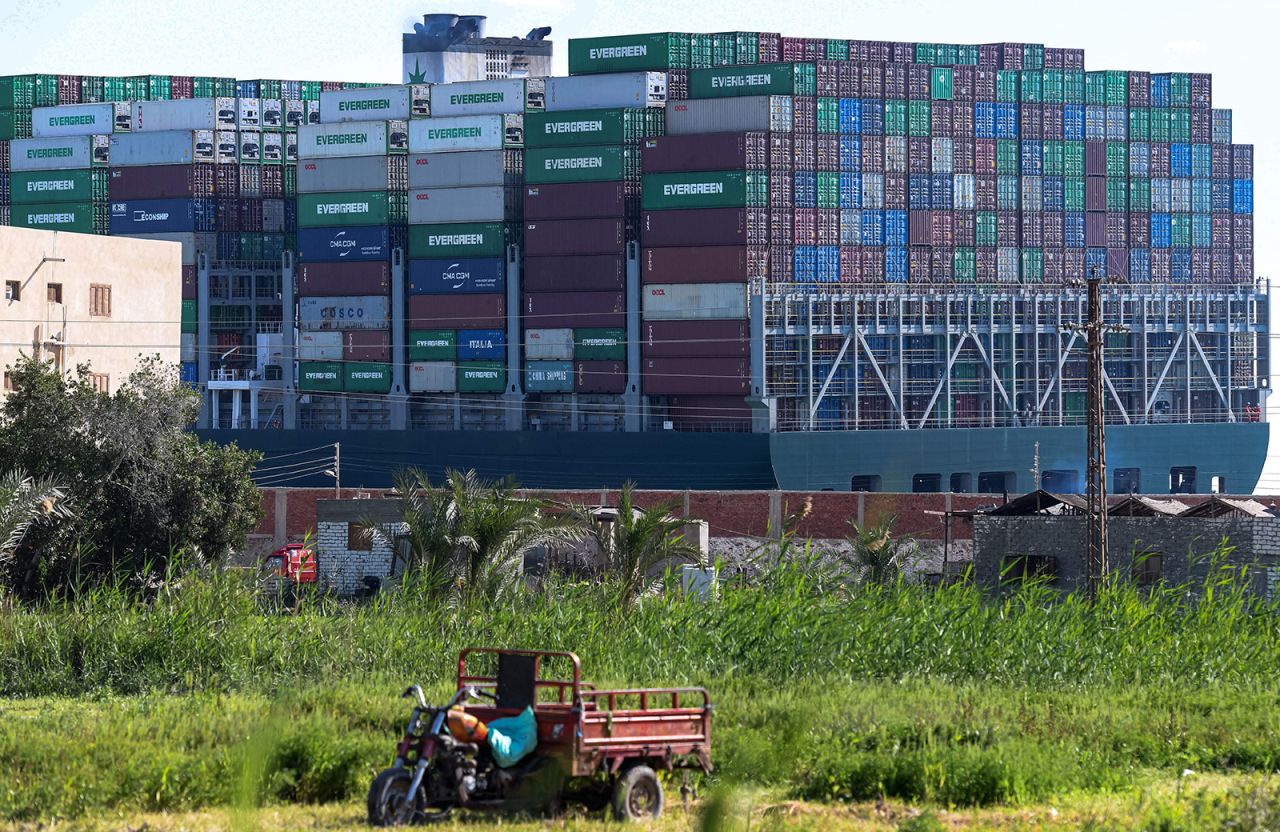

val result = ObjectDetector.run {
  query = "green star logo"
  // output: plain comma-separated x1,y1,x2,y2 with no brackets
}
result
408,57,427,84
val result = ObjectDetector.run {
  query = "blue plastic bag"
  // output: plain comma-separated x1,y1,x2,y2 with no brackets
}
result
486,706,538,768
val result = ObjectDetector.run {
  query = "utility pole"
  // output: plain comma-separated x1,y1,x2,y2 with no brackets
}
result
334,442,341,498
1067,265,1112,600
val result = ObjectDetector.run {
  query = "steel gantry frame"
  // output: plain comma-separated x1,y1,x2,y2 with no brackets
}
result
764,283,1269,433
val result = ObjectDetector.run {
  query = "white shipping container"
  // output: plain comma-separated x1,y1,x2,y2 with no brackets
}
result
32,103,118,138
9,135,109,171
409,362,458,393
306,100,321,125
642,283,748,320
237,98,260,129
931,137,953,174
545,72,667,111
261,99,284,130
117,232,216,265
665,96,792,135
320,86,412,124
286,133,298,163
884,136,907,173
263,131,283,163
409,84,431,117
214,130,238,164
298,121,408,160
263,199,286,232
428,78,544,117
132,98,236,132
285,99,305,129
861,173,885,210
298,330,343,360
109,130,215,166
997,247,1019,283
240,130,262,163
407,114,522,153
953,174,975,210
298,155,398,194
524,328,574,360
408,186,517,224
298,296,391,332
180,333,197,363
408,150,512,189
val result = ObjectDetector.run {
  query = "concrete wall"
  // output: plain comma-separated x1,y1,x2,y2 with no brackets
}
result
1,227,181,395
314,499,404,596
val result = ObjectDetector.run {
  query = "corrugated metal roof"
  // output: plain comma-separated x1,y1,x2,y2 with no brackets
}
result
1109,496,1189,516
1179,496,1274,518
986,490,1088,516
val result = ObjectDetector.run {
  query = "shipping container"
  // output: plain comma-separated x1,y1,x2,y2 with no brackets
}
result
319,85,414,123
409,362,458,393
641,207,770,246
10,168,108,204
121,231,215,264
408,221,509,259
297,225,394,262
665,96,793,134
344,330,392,362
689,63,815,98
641,131,768,172
108,130,214,166
524,291,626,328
32,103,125,137
407,114,523,154
409,330,457,362
408,257,506,294
299,362,343,392
545,73,667,111
574,360,627,394
344,361,393,393
523,181,627,220
297,121,408,159
523,218,626,255
524,145,636,184
297,190,404,227
643,356,749,395
297,331,343,361
297,155,408,193
643,282,748,319
526,328,575,360
131,98,235,132
525,360,575,393
643,318,750,357
524,254,627,291
10,135,110,171
641,245,767,283
408,185,518,224
108,197,216,234
10,201,100,234
525,107,664,148
642,170,765,210
457,362,507,393
575,328,627,360
298,294,391,331
408,149,521,189
297,261,391,296
408,294,506,329
568,33,692,75
106,164,214,200
457,329,506,361
429,79,543,117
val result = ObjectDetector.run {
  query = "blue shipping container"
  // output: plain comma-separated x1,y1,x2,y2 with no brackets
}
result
860,209,885,245
297,226,393,263
109,198,216,234
1150,75,1170,108
1191,179,1211,214
1086,247,1106,275
885,247,908,283
1192,214,1211,248
860,99,884,134
974,102,995,138
1233,179,1253,213
817,245,840,282
839,98,862,134
995,103,1019,139
1191,144,1211,179
1063,105,1084,140
794,170,817,208
1042,176,1064,211
457,329,505,361
408,257,505,295
908,174,931,209
1170,143,1191,178
839,172,860,208
1151,213,1172,248
794,245,817,282
1021,140,1043,175
884,210,907,246
1171,249,1191,282
1129,248,1151,282
1064,212,1085,248
180,362,198,386
1084,106,1106,140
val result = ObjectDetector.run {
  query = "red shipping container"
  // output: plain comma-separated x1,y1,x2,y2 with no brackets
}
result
978,45,1000,68
770,245,794,281
951,103,974,138
642,246,767,284
974,67,997,100
869,41,892,62
954,210,976,246
643,319,749,358
525,254,626,292
1190,109,1210,144
1085,212,1106,246
931,246,953,280
1064,248,1086,282
1106,248,1129,280
1212,249,1233,282
1190,73,1212,109
57,75,80,104
1043,248,1064,283
408,293,505,330
908,63,930,100
793,208,816,245
953,66,975,102
1211,215,1232,249
804,38,824,61
575,361,626,394
1191,249,1211,282
1130,212,1151,248
1233,215,1253,248
1064,49,1085,70
108,164,216,200
1151,249,1171,281
525,291,625,329
1127,72,1151,107
524,218,625,256
1021,212,1043,247
817,209,839,245
768,175,794,208
642,208,770,247
793,132,816,168
181,265,197,300
816,60,839,96
1042,105,1064,140
837,62,860,98
170,75,195,99
666,395,752,430
931,210,954,247
758,32,782,63
998,43,1024,70
769,212,793,245
643,357,749,396
860,63,884,99
216,164,238,197
953,138,975,173
975,139,996,175
642,132,768,173
781,36,806,61
793,96,816,133
892,42,915,63
343,329,391,362
908,246,931,283
840,246,863,282
975,175,997,210
1043,211,1064,248
1234,249,1254,278
1085,177,1107,211
976,247,996,281
769,133,793,171
298,261,391,297
1021,104,1042,140
997,210,1019,246
908,137,930,172
861,135,884,172
238,164,261,198
1044,48,1064,70
908,210,933,245
849,40,871,63
1105,213,1127,248
885,174,907,209
932,101,953,138
1085,142,1107,176
884,63,907,99
261,166,284,199
1211,144,1232,176
523,181,627,220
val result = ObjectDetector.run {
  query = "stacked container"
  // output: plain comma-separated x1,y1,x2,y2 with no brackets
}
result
296,94,411,414
7,111,112,236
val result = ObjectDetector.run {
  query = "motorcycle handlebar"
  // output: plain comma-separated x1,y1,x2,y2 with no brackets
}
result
402,685,429,709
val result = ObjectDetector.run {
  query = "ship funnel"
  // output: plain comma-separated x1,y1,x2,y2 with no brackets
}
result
453,15,487,42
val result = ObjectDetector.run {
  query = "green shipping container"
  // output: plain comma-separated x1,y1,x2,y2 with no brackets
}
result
574,328,625,361
1064,71,1085,104
1023,44,1044,71
1064,392,1086,417
953,248,976,281
345,362,393,393
1043,141,1064,176
1064,142,1085,177
1105,142,1127,178
1170,109,1190,143
408,222,508,259
908,100,931,136
0,73,57,109
689,62,816,99
817,97,840,133
996,71,1018,103
1021,248,1044,282
996,140,1018,175
180,300,198,334
297,191,397,228
1064,178,1085,212
1042,70,1065,104
525,145,628,185
641,170,766,210
11,201,99,234
1150,109,1171,143
975,212,997,247
0,109,33,140
1085,72,1106,105
1020,70,1043,103
930,68,954,101
457,361,506,393
1130,177,1151,212
1129,108,1150,142
1170,73,1191,107
1105,71,1127,106
10,169,108,205
816,171,839,208
884,100,907,136
915,43,937,65
1170,215,1191,248
79,76,105,103
524,360,574,393
825,38,849,61
299,362,342,392
409,330,457,361
568,33,691,75
1106,178,1127,212
525,108,664,148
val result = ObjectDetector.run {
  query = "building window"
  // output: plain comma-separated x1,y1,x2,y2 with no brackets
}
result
89,284,112,317
47,283,62,303
1211,475,1226,494
1133,552,1163,587
347,522,373,552
1114,468,1141,494
1042,469,1081,493
4,281,19,301
912,473,942,493
3,373,13,392
851,475,882,492
950,473,973,493
88,373,109,394
1170,466,1197,494
978,471,1016,493
1002,555,1059,585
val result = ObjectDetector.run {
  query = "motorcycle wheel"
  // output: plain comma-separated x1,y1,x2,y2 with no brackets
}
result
367,767,452,826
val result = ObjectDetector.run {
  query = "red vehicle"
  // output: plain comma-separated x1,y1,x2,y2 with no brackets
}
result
367,648,712,825
264,543,316,584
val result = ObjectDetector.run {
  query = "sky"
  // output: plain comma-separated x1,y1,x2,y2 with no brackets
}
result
3,0,1277,485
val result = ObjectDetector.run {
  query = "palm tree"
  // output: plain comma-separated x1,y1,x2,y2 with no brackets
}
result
0,470,72,568
566,482,703,612
844,514,916,586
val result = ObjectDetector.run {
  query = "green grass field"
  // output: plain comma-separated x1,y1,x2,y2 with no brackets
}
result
4,560,1280,827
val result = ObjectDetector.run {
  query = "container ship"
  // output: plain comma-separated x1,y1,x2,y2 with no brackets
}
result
0,15,1267,493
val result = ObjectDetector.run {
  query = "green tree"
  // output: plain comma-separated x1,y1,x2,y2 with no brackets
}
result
0,356,262,598
567,482,703,612
0,470,73,571
844,513,917,585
